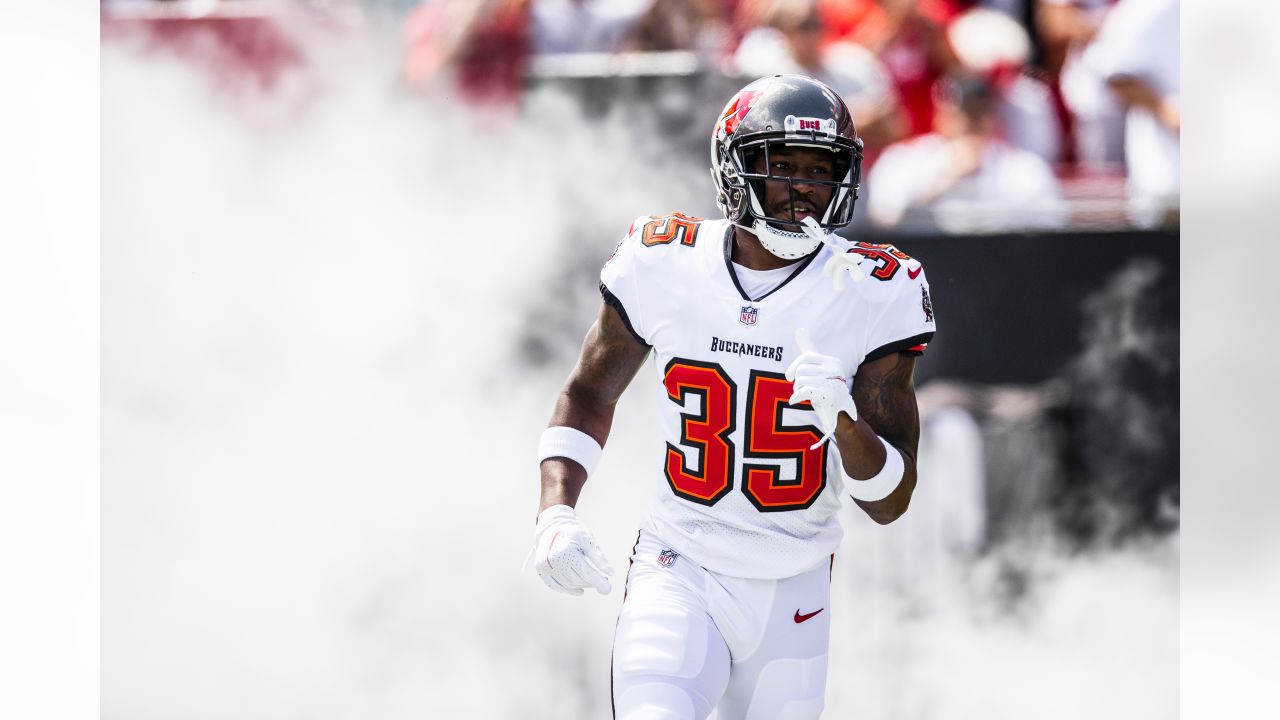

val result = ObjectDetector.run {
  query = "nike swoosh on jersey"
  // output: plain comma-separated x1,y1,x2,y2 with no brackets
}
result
794,608,824,623
907,265,922,279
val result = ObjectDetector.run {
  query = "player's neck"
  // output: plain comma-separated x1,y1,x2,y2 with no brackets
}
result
731,227,800,272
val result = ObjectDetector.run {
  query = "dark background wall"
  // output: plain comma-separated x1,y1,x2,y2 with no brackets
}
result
882,230,1179,385
871,229,1180,544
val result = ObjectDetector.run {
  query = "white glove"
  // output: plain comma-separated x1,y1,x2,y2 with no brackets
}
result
785,328,856,449
800,216,867,291
532,505,614,596
823,251,870,291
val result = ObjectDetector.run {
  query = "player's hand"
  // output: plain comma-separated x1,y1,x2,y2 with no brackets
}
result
822,251,869,291
532,505,614,596
786,328,856,448
800,216,867,291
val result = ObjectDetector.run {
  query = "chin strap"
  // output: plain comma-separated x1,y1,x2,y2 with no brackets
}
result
800,217,868,291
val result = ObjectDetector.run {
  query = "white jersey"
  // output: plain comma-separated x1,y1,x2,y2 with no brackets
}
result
601,214,936,579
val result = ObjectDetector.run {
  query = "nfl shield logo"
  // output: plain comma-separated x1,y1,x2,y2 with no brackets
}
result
658,549,679,567
739,305,758,326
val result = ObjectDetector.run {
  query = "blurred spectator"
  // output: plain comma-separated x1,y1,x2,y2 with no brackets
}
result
102,0,310,92
403,0,531,104
732,0,905,151
529,0,649,54
733,0,779,29
626,0,736,61
818,0,962,138
948,7,1061,163
866,74,1066,231
1037,0,1125,169
976,0,1025,17
1082,0,1178,226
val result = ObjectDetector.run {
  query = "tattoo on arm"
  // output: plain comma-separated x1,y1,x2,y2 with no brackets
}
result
848,352,921,522
854,352,920,462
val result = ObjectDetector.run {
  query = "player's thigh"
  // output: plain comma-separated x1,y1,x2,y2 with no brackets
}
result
612,543,732,720
717,562,832,720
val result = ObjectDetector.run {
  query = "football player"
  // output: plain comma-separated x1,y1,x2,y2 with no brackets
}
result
532,74,937,719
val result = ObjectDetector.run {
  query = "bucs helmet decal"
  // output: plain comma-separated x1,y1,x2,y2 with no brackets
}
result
718,90,761,138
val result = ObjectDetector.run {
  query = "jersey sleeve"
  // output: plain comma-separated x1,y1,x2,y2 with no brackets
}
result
863,264,937,362
598,215,651,346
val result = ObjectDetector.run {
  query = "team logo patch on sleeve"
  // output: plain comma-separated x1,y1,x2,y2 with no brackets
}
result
740,305,759,326
921,285,934,323
658,549,679,567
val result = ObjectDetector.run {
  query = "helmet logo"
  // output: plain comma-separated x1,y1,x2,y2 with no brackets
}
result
784,115,837,136
719,90,760,137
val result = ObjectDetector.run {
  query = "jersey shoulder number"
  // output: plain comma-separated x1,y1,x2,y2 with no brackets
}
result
845,241,922,282
636,212,705,248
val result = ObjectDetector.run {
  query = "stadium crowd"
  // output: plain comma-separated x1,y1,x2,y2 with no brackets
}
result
103,0,1180,230
398,0,1178,229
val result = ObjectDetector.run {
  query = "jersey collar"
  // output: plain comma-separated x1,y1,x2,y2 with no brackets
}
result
721,224,822,304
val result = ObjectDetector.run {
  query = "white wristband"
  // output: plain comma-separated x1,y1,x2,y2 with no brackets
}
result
538,426,603,479
844,436,906,502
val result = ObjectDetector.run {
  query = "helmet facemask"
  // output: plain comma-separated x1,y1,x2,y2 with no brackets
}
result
734,138,861,259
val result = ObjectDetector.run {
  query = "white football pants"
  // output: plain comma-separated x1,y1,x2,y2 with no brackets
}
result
611,530,831,720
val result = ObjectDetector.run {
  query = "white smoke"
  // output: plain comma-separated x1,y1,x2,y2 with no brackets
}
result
102,23,1175,720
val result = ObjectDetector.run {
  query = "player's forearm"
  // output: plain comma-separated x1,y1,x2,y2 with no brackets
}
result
549,381,617,447
832,415,917,524
846,352,924,524
832,413,888,478
853,461,917,524
540,458,589,512
538,303,649,514
538,385,618,512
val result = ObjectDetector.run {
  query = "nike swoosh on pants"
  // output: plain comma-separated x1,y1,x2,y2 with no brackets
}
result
794,608,823,623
